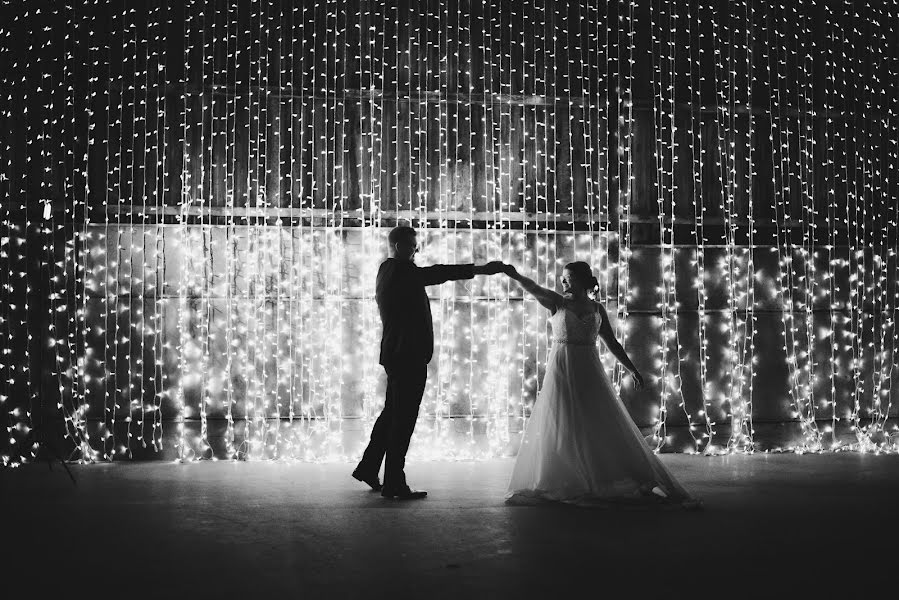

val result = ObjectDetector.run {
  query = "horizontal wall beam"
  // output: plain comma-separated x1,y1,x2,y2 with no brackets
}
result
35,82,895,120
66,205,853,231
69,294,886,315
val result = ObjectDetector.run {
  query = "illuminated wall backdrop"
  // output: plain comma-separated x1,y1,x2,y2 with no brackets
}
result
1,0,897,465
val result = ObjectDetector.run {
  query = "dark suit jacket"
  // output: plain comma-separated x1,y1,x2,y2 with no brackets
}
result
377,258,474,367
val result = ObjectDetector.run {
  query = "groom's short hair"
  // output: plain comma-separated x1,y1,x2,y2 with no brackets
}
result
388,225,416,246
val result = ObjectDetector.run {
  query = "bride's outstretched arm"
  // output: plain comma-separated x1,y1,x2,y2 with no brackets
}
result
505,265,563,312
596,303,645,389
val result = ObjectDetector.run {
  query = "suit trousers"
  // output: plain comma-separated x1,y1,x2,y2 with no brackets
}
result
356,363,428,490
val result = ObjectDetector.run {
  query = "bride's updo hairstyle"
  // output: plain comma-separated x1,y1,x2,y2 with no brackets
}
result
564,261,600,298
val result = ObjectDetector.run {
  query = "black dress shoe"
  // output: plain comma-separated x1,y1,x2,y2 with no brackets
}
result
381,486,427,500
352,469,382,491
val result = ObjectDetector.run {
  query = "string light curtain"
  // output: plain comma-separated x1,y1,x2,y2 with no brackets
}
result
1,0,897,466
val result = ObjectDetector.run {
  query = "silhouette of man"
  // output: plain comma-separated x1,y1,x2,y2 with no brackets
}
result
352,225,507,499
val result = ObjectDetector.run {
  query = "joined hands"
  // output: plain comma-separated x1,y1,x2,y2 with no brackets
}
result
480,260,507,275
478,261,519,277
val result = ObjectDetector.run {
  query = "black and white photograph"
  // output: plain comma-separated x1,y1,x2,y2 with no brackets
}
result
1,0,898,597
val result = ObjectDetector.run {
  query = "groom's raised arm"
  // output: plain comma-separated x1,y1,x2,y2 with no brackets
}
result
418,263,474,286
419,261,505,286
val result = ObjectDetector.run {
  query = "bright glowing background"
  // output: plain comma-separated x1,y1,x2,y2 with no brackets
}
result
1,0,897,465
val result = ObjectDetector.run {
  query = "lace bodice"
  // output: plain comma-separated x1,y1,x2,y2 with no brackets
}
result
550,305,600,346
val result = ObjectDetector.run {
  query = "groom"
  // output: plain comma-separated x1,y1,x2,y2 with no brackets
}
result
352,225,507,500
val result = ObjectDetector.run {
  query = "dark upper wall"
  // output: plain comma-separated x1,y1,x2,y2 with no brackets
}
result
1,0,895,248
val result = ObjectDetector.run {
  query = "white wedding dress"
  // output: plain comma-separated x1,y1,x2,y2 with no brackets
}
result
505,305,699,508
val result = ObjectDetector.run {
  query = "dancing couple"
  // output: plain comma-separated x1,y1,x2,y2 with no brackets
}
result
352,225,699,508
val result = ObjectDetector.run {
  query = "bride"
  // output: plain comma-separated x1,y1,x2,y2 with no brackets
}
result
504,261,700,509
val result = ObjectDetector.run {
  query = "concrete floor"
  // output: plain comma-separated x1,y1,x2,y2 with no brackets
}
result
2,454,898,598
